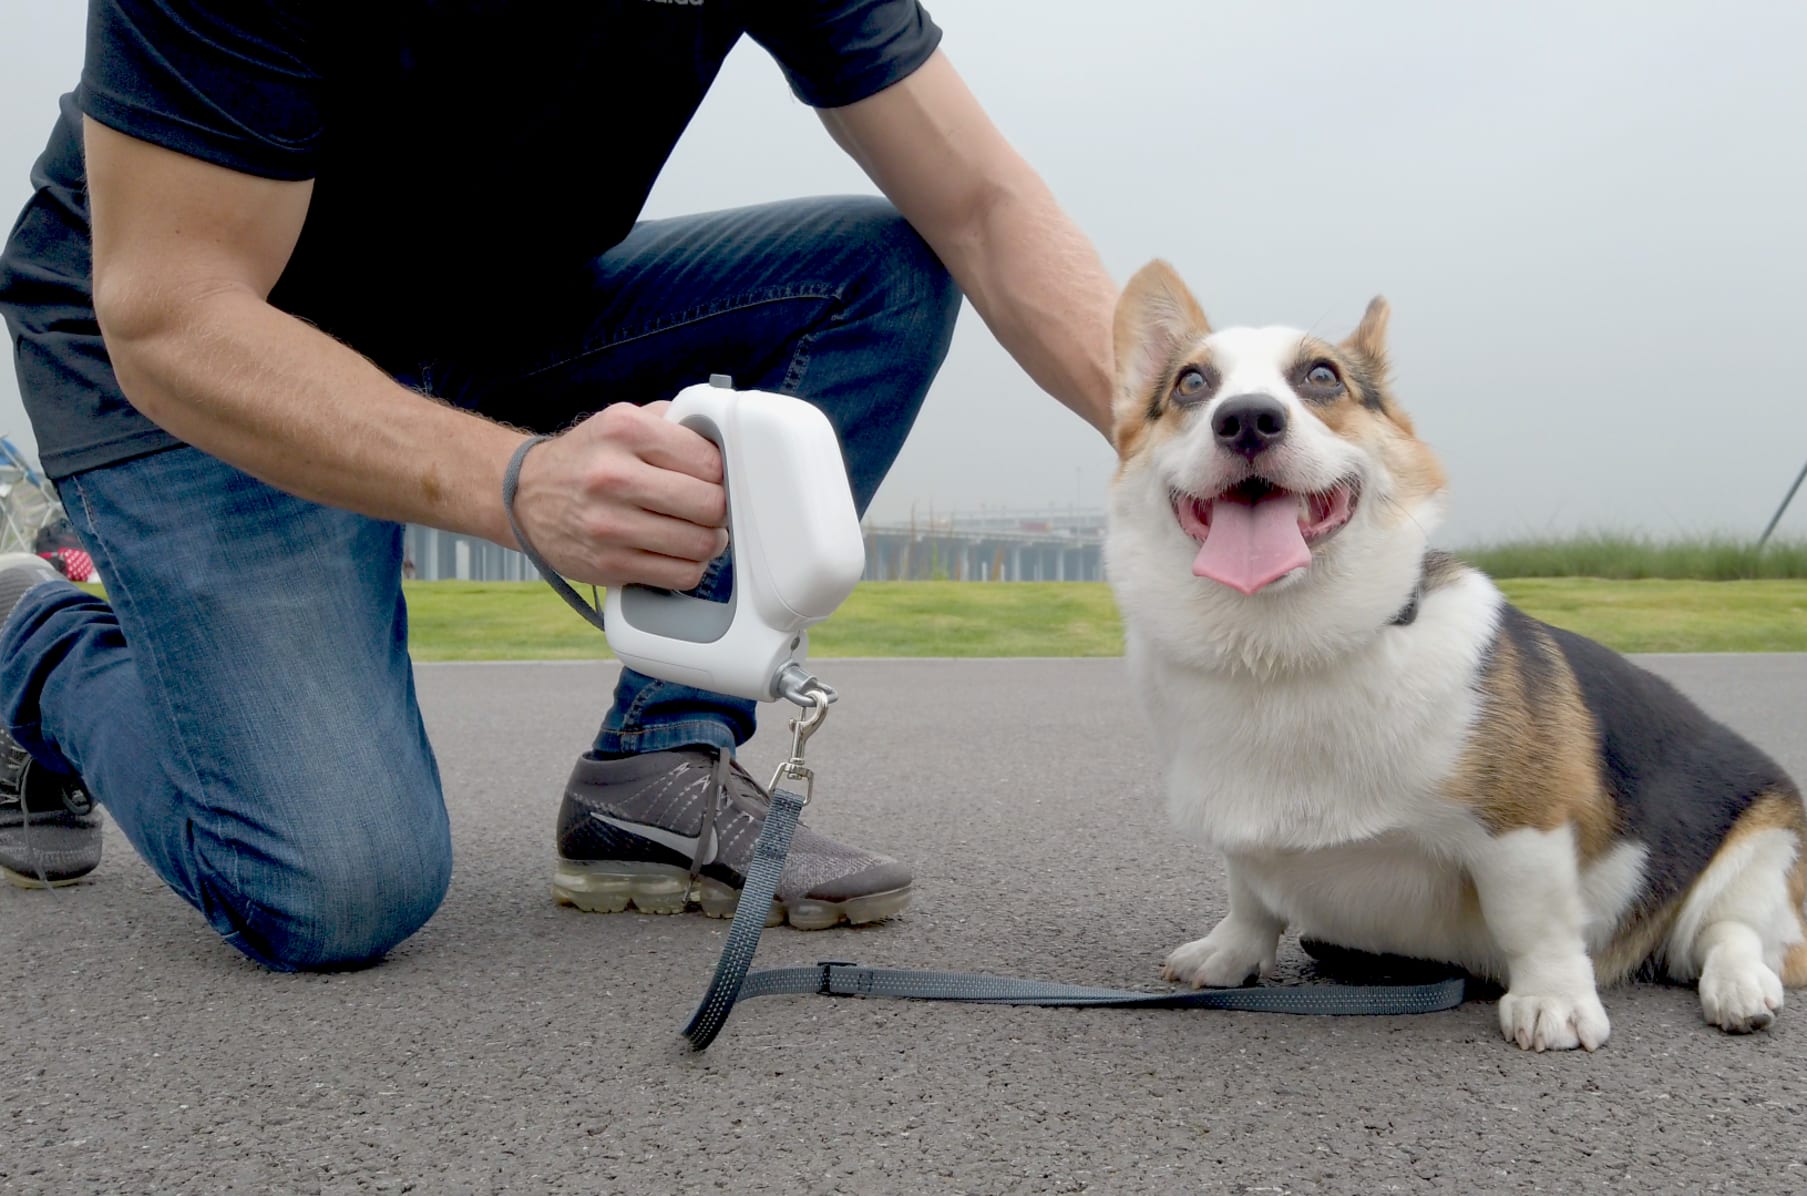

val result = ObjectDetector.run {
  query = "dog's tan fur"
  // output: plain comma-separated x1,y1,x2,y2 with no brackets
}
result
1444,622,1617,858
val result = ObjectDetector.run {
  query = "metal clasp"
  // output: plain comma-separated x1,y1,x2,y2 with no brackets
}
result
769,685,830,804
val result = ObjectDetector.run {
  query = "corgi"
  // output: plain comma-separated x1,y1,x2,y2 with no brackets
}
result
1104,259,1806,1051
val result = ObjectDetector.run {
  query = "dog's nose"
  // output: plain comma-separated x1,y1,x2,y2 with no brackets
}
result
1212,394,1288,460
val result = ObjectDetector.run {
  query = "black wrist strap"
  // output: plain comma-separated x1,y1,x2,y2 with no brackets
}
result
501,433,608,634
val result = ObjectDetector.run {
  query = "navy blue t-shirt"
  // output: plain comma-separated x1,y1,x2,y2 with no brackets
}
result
0,1,941,481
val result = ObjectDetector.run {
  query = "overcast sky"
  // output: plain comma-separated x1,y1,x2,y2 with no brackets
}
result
4,2,1805,545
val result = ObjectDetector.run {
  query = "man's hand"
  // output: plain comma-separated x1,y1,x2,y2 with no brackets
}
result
510,402,729,590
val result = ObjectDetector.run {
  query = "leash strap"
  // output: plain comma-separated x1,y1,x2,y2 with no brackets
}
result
681,784,808,1050
680,782,1465,1051
738,964,1465,1014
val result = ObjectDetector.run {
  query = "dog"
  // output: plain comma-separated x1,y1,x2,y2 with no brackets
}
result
1104,260,1806,1051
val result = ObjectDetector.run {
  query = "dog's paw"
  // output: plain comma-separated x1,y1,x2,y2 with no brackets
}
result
1162,921,1276,988
1699,956,1784,1034
1497,988,1611,1052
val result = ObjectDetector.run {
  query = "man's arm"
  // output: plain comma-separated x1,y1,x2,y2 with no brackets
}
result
818,50,1118,439
83,117,726,589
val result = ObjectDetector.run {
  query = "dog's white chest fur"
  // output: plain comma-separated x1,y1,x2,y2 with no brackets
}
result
1237,831,1490,969
1126,570,1499,854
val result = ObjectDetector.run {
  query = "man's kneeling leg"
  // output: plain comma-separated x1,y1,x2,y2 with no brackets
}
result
1,448,453,970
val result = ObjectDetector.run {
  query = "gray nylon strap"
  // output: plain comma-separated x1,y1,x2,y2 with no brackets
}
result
681,784,807,1050
738,964,1465,1015
501,433,609,634
680,781,1466,1051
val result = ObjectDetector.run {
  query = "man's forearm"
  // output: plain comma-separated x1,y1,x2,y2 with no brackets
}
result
100,283,523,545
816,54,1118,439
952,177,1118,437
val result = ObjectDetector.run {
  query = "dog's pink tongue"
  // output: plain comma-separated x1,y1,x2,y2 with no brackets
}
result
1192,492,1310,595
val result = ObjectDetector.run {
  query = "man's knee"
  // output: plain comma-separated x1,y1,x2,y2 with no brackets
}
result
840,195,962,346
224,803,453,972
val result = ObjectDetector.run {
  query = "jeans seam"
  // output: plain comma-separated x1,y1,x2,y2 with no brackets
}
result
601,720,736,752
512,285,840,384
622,679,662,727
69,471,259,924
783,330,816,394
784,282,851,394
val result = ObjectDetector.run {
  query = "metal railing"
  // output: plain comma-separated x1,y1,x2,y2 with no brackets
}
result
402,508,1110,583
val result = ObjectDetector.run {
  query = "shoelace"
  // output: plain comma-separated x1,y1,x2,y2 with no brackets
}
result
690,747,735,883
689,748,780,884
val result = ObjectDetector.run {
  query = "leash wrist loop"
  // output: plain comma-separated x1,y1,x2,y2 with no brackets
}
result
501,433,608,634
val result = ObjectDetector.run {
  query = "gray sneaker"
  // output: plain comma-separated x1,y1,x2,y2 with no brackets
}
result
0,556,102,888
0,750,101,888
552,747,912,930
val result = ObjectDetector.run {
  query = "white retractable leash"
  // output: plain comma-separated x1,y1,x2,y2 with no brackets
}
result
502,377,1465,1053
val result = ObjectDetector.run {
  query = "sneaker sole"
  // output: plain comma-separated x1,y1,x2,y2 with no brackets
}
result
551,859,911,931
1,865,87,889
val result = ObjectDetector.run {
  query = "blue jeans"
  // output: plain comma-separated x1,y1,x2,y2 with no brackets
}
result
0,197,960,970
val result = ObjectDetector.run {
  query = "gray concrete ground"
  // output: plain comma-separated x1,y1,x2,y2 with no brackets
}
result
6,654,1807,1194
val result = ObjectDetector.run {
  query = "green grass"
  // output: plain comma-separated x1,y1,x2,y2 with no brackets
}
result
398,580,1126,661
75,569,1807,659
805,582,1123,657
1495,579,1807,653
393,577,1807,660
1457,532,1807,580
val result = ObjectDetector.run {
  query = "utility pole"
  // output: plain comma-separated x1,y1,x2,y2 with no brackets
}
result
1758,459,1807,548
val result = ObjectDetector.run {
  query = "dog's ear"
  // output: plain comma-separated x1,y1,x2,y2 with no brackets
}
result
1114,260,1210,419
1342,295,1414,431
1342,295,1390,366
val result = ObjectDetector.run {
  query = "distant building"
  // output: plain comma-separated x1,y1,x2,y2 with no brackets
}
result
401,507,1107,583
860,508,1106,581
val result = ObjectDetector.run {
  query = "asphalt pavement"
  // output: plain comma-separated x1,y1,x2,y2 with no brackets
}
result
6,654,1807,1194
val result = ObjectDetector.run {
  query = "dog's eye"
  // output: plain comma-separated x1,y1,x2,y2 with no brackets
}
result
1305,363,1341,389
1173,367,1208,401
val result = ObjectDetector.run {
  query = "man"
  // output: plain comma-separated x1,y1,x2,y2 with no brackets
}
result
0,2,1116,970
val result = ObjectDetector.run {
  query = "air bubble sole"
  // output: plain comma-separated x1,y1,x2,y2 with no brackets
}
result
551,858,910,931
1,865,85,889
